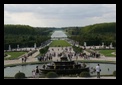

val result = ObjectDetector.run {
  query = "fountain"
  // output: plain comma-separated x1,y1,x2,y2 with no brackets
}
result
40,52,89,75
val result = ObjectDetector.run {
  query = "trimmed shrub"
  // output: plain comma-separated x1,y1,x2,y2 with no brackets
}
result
72,46,83,53
14,71,26,79
46,72,58,78
79,71,90,77
113,71,116,76
39,46,49,54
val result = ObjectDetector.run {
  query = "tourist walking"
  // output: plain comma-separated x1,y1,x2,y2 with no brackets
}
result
96,64,101,78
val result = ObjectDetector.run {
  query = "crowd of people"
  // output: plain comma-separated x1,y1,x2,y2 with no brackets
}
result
37,46,101,63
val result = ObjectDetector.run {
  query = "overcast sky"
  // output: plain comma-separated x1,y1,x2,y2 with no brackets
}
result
4,4,116,27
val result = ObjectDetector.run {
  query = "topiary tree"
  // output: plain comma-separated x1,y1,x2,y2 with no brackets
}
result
14,71,26,79
39,46,49,54
113,71,116,76
79,71,90,77
39,49,45,54
46,72,58,78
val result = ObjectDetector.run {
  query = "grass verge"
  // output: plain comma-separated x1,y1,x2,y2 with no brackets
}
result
49,40,71,47
4,52,27,60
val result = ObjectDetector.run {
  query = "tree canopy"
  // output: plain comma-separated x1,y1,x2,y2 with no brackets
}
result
4,24,52,50
64,22,116,47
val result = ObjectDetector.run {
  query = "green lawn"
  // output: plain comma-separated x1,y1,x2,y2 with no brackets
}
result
49,40,71,47
97,50,116,57
4,52,27,60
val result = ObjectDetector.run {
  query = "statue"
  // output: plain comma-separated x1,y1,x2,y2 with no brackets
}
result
34,43,36,48
110,42,113,48
17,45,19,49
102,42,104,48
8,45,11,51
84,42,86,47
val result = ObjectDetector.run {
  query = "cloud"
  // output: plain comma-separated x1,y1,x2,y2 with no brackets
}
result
4,4,116,27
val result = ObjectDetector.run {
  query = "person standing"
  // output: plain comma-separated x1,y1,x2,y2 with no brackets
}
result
43,64,45,69
24,55,27,62
96,64,101,78
108,68,109,71
32,69,35,78
35,66,40,78
22,57,24,63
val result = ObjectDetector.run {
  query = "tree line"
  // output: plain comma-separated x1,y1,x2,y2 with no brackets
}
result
4,25,53,50
64,22,116,47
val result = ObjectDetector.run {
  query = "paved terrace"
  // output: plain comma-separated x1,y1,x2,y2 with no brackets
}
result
4,46,116,65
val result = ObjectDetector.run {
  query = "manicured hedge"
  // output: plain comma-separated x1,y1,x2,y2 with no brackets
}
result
14,71,26,79
46,72,58,78
39,46,49,54
79,71,90,77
